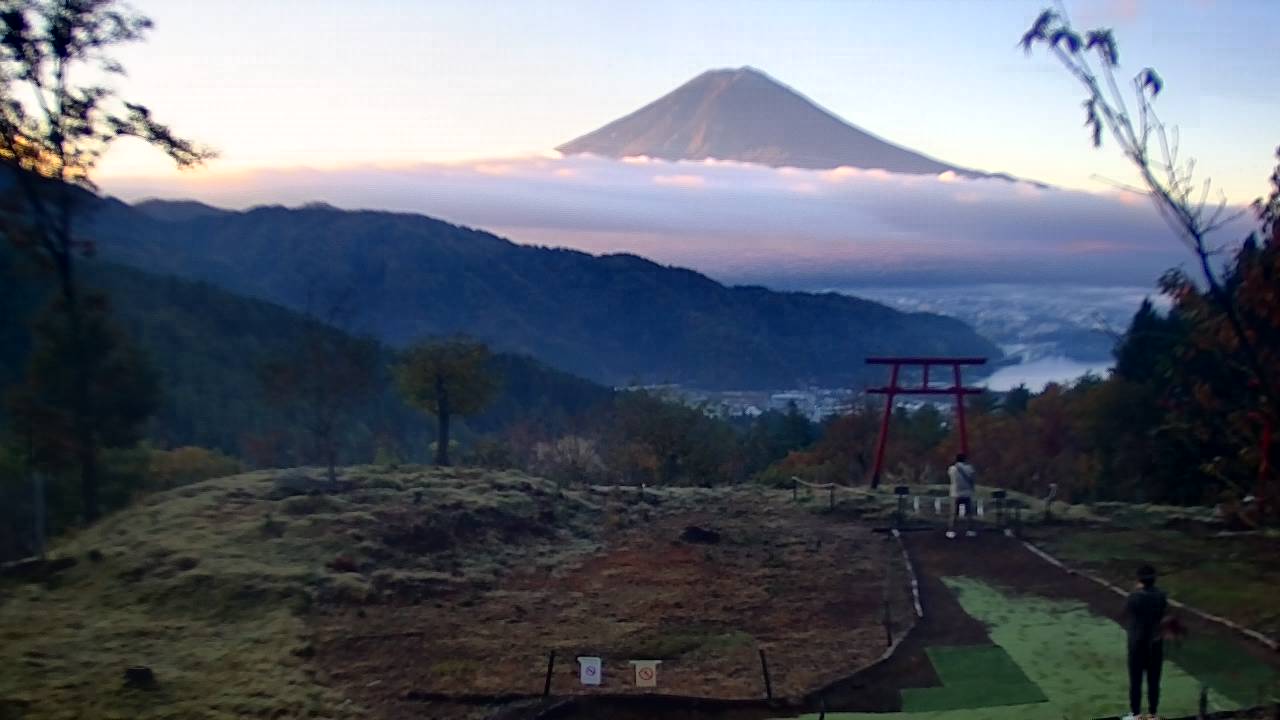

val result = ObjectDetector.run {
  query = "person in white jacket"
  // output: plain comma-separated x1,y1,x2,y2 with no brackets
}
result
947,453,977,539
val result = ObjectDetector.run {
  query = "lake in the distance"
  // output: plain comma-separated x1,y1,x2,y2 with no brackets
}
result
982,356,1111,391
835,282,1144,392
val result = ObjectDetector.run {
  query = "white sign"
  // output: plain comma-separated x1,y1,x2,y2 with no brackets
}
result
934,498,942,514
959,503,967,517
977,501,985,517
577,656,601,686
630,660,661,688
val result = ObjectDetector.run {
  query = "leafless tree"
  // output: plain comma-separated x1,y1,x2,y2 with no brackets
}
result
260,283,379,481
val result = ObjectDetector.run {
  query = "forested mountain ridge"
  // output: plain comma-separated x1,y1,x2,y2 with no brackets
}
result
0,243,613,463
87,198,1001,389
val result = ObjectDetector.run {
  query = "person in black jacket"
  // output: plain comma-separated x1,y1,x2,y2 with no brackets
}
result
1124,564,1168,720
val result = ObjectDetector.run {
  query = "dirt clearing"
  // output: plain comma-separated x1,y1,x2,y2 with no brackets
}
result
311,488,915,718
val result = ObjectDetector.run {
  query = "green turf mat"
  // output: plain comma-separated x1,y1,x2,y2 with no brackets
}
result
780,577,1247,720
901,645,1047,712
943,576,1223,719
1168,636,1280,706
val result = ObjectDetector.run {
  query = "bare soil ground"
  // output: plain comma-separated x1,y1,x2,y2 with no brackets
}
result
311,489,915,719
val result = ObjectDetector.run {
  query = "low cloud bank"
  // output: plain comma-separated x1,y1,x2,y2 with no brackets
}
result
102,154,1244,287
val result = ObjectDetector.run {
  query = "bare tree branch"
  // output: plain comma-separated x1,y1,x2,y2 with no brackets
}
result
1021,6,1275,424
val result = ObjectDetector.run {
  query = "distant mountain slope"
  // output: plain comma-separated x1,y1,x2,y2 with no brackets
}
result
131,198,230,222
0,243,612,461
85,198,1000,390
558,67,1013,179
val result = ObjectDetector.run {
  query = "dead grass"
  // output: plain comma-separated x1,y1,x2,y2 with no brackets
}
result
0,465,609,720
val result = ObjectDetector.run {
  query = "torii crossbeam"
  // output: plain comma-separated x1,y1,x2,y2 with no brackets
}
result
865,357,987,488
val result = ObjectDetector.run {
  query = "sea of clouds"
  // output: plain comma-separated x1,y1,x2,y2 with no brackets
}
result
101,153,1248,288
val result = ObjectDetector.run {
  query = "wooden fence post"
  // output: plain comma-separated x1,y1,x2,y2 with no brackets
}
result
759,649,773,700
543,650,555,697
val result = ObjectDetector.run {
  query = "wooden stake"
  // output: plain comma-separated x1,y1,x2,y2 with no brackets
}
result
758,649,773,700
543,650,555,697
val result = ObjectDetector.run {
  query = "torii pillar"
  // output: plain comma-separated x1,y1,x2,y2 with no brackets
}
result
865,357,987,488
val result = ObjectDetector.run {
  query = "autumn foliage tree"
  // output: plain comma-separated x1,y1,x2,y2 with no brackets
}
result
1022,8,1278,517
1157,165,1280,514
0,0,211,521
602,390,738,486
396,338,499,466
771,402,879,486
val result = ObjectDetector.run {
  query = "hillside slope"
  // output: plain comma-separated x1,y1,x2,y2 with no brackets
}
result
0,244,612,461
0,467,914,720
0,467,606,720
89,198,1001,390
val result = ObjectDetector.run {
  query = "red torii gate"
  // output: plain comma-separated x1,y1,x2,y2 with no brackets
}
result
865,357,987,488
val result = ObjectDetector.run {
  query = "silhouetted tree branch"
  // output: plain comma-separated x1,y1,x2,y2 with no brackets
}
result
1020,6,1273,412
0,0,212,521
1023,8,1280,519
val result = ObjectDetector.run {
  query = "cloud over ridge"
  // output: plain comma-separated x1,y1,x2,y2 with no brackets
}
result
103,154,1231,287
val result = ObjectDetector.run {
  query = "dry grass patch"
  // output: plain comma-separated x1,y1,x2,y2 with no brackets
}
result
0,466,605,720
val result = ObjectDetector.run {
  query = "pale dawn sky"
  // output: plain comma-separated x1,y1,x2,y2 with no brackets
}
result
98,0,1279,204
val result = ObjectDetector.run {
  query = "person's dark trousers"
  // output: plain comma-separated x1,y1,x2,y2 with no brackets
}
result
1128,641,1164,715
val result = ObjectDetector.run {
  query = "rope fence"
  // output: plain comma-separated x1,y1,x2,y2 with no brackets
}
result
791,476,846,510
790,477,1029,534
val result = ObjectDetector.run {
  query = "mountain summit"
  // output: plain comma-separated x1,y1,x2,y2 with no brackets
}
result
558,67,992,177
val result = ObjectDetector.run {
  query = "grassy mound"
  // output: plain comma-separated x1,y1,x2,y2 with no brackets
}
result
0,466,608,720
